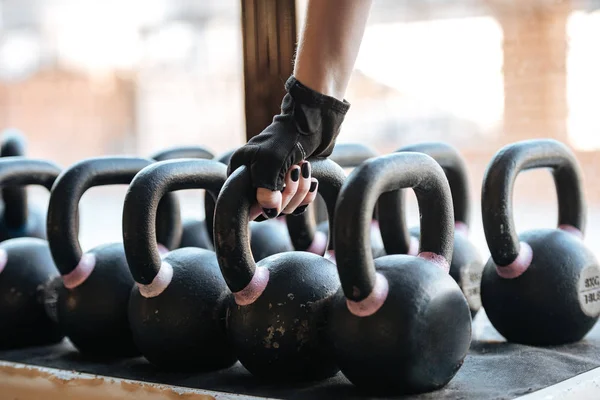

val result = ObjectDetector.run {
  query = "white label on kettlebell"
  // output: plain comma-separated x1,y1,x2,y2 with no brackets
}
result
460,262,482,311
578,265,600,317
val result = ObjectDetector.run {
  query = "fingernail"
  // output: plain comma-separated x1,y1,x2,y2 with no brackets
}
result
263,208,278,219
309,181,317,193
301,163,311,179
292,205,308,216
291,168,300,182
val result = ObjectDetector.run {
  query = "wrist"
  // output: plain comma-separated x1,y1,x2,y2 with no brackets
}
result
293,67,346,101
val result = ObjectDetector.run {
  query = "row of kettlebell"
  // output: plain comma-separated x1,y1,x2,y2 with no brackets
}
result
0,130,596,395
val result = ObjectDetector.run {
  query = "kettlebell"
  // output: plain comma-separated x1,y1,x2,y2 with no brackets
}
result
214,158,345,381
123,159,236,371
329,152,471,394
151,145,215,250
0,158,63,349
0,130,46,241
207,148,294,261
46,156,181,358
377,142,483,315
480,139,599,345
287,143,384,258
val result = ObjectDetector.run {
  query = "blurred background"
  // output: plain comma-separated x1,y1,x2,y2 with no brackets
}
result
2,0,599,256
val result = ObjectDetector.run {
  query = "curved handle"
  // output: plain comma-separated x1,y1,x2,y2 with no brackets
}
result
286,159,347,252
204,148,238,230
287,143,377,251
482,139,584,267
214,158,346,293
123,159,226,285
150,145,216,245
378,142,471,255
334,152,454,302
150,146,214,162
1,130,28,229
0,158,60,190
47,156,182,276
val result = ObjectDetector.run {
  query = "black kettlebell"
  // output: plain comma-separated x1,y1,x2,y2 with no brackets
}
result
0,158,64,349
480,139,598,345
123,158,236,371
214,158,345,381
46,157,181,358
207,148,294,261
0,130,46,241
329,152,471,394
377,142,483,315
287,143,384,258
151,146,215,250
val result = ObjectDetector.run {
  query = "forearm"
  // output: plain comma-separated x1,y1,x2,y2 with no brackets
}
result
293,0,373,101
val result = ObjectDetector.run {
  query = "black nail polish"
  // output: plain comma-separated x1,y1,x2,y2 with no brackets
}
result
301,163,311,179
291,168,300,182
263,208,278,219
293,205,308,216
309,181,317,192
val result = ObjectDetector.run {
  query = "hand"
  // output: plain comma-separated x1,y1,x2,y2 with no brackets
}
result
250,161,319,220
228,76,349,219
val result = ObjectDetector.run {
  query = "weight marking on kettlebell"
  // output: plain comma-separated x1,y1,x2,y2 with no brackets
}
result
62,253,96,289
460,263,482,311
137,261,173,298
579,265,600,317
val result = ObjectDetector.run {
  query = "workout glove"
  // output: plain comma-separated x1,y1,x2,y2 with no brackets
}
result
228,76,350,191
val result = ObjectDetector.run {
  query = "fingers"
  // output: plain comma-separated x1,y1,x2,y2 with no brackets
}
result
282,162,312,214
257,188,281,219
291,179,318,216
253,162,318,220
280,165,301,212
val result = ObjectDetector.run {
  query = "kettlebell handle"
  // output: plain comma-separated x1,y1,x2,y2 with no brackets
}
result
150,146,214,162
334,152,454,302
378,142,470,255
482,139,585,267
0,158,60,191
1,131,29,230
287,143,377,252
214,158,346,293
123,159,226,284
47,157,182,276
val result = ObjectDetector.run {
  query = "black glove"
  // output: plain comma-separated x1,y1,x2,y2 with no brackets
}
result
228,76,350,191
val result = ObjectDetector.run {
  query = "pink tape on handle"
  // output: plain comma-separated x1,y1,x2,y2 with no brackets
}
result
0,248,7,275
559,224,583,240
495,241,533,279
137,261,173,298
346,272,389,317
157,243,169,257
233,266,269,306
325,250,336,264
306,231,328,255
419,252,450,274
62,253,96,289
455,221,469,236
